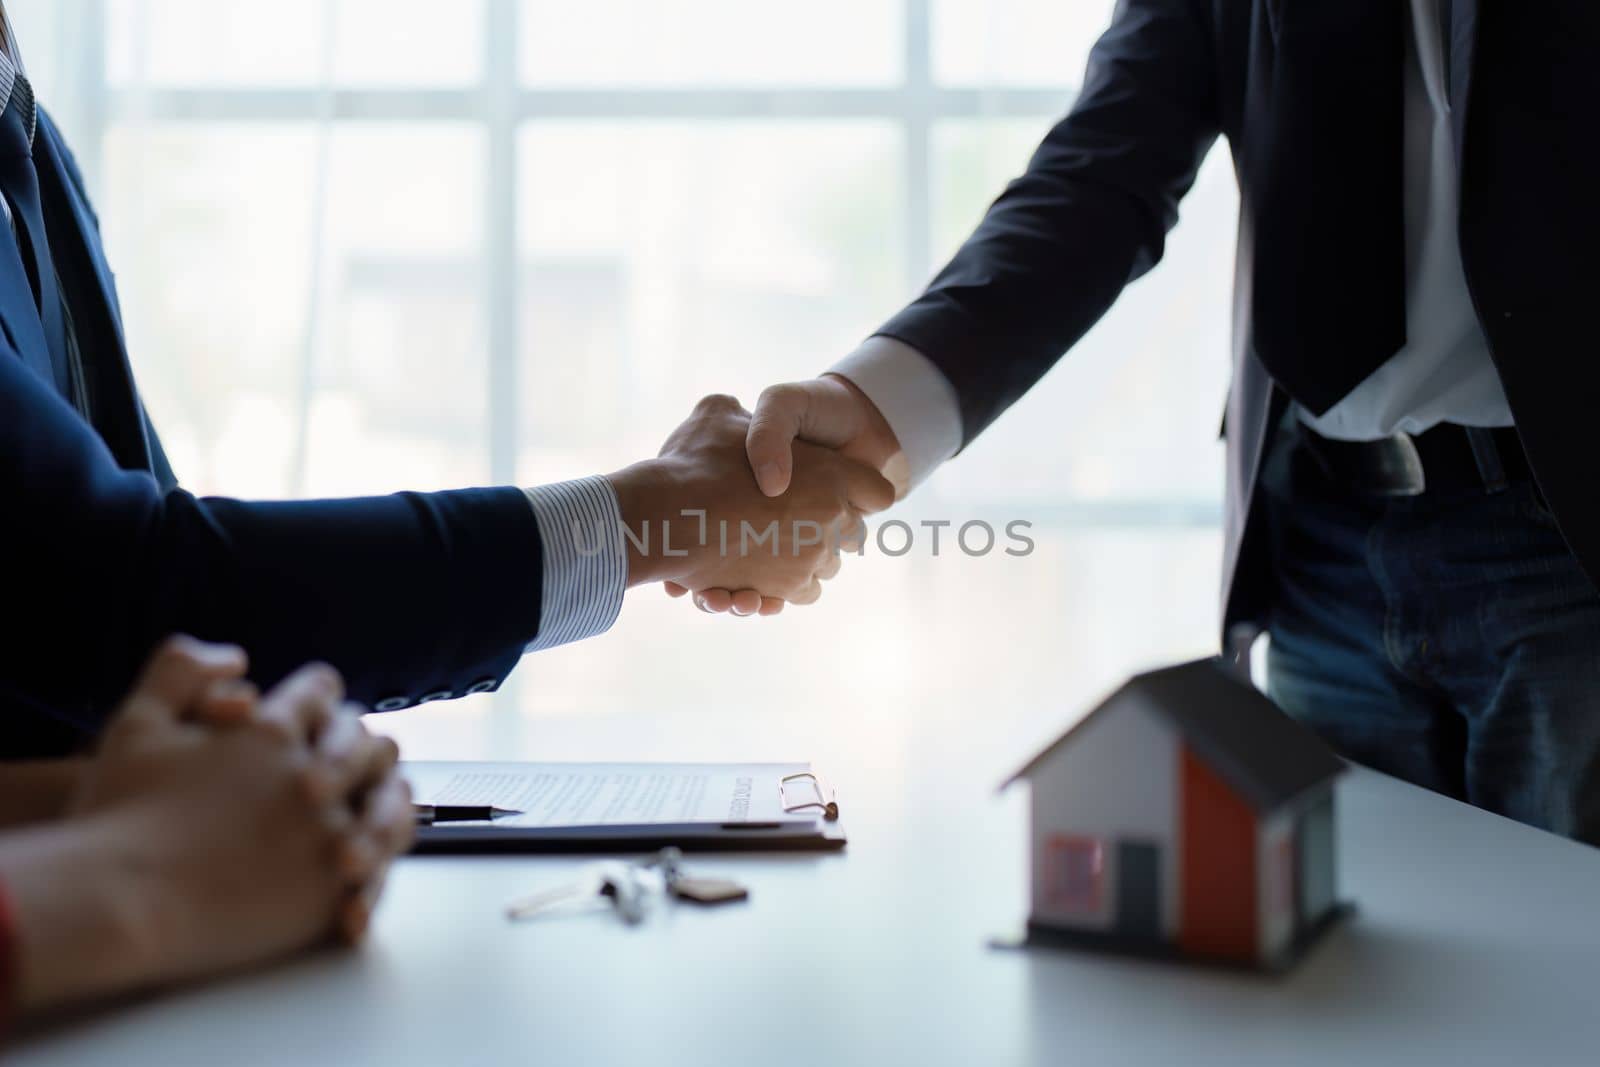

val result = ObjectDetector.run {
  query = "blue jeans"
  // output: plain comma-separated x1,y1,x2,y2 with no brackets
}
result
1262,432,1600,844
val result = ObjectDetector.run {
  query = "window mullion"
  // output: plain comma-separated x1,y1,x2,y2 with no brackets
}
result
904,0,934,294
486,0,520,487
78,0,110,198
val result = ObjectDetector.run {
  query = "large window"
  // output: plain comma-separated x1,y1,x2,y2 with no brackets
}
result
14,1,1239,755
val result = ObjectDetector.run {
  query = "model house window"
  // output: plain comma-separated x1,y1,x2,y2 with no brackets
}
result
1044,834,1105,915
1272,831,1296,916
1298,794,1337,920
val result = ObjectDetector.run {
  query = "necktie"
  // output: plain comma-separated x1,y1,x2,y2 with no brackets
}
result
0,72,74,401
1249,0,1408,416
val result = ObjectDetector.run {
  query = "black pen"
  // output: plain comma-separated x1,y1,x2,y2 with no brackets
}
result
413,804,523,825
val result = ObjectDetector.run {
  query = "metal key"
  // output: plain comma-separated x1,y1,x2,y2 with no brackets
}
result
507,852,746,924
506,862,629,921
600,865,648,925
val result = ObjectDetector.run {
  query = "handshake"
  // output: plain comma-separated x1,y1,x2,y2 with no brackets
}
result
607,375,903,616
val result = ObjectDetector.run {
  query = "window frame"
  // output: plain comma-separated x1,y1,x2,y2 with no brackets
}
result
76,0,1072,480
71,0,1222,532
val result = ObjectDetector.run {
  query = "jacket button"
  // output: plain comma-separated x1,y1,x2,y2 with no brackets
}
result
465,678,498,695
374,696,410,712
418,690,453,704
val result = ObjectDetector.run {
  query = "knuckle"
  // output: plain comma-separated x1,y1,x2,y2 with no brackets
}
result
757,382,802,412
302,661,346,699
154,634,205,672
695,392,741,413
255,714,301,750
324,711,363,754
328,699,362,727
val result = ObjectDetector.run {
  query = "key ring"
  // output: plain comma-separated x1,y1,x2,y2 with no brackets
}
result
640,846,685,891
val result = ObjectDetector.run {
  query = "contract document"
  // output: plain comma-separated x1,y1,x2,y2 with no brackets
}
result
404,761,847,853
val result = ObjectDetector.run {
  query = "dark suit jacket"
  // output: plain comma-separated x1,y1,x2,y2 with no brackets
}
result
876,0,1600,642
0,112,547,757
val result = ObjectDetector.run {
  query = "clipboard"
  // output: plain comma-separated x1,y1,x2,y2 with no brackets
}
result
404,760,847,854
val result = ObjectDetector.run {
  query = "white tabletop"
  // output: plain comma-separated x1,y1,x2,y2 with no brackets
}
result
13,707,1600,1067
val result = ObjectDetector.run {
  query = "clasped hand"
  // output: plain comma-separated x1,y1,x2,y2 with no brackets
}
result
63,638,412,1002
610,393,895,614
613,379,902,616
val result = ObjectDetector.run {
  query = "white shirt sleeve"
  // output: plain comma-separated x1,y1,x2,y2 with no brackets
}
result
521,476,627,652
829,335,963,495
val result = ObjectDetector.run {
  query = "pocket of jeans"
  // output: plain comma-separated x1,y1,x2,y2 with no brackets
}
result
1523,484,1562,529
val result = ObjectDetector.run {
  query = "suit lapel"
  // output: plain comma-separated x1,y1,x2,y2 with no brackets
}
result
32,115,153,472
1448,0,1480,173
0,217,56,388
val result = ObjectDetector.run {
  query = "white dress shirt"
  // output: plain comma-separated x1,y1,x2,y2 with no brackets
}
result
1297,0,1510,441
835,0,1511,487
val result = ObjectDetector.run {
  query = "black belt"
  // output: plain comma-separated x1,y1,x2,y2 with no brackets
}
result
1300,423,1533,498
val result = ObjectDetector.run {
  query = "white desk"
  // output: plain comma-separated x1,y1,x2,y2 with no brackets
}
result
13,725,1600,1067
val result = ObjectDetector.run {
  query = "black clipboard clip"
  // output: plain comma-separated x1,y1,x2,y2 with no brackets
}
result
779,771,839,822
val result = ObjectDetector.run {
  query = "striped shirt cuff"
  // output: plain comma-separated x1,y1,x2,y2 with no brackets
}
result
521,476,627,652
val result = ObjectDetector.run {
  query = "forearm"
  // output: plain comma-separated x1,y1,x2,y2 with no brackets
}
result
876,0,1219,443
0,761,85,830
4,353,545,718
141,488,543,705
2,811,153,1017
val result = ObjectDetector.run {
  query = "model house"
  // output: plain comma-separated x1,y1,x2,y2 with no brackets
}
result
1004,658,1349,972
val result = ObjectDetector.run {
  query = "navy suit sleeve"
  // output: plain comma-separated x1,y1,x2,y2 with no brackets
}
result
878,0,1222,444
0,350,544,733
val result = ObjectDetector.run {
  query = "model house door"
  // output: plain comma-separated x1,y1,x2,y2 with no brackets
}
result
1296,792,1337,929
1115,841,1162,941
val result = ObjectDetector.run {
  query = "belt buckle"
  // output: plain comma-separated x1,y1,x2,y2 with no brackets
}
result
1374,432,1426,497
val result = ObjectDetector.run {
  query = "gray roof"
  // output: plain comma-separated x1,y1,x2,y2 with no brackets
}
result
1002,657,1346,811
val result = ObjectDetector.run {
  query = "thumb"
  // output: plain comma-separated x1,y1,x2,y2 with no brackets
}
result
118,635,249,731
746,379,861,497
745,384,808,497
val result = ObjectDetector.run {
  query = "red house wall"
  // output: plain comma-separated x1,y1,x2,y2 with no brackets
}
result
1178,744,1258,962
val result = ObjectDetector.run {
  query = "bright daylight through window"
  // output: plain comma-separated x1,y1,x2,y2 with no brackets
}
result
11,0,1238,749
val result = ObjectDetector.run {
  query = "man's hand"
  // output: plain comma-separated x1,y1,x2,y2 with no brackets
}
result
663,375,904,614
30,639,413,1010
746,374,906,498
607,394,895,615
181,654,406,945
